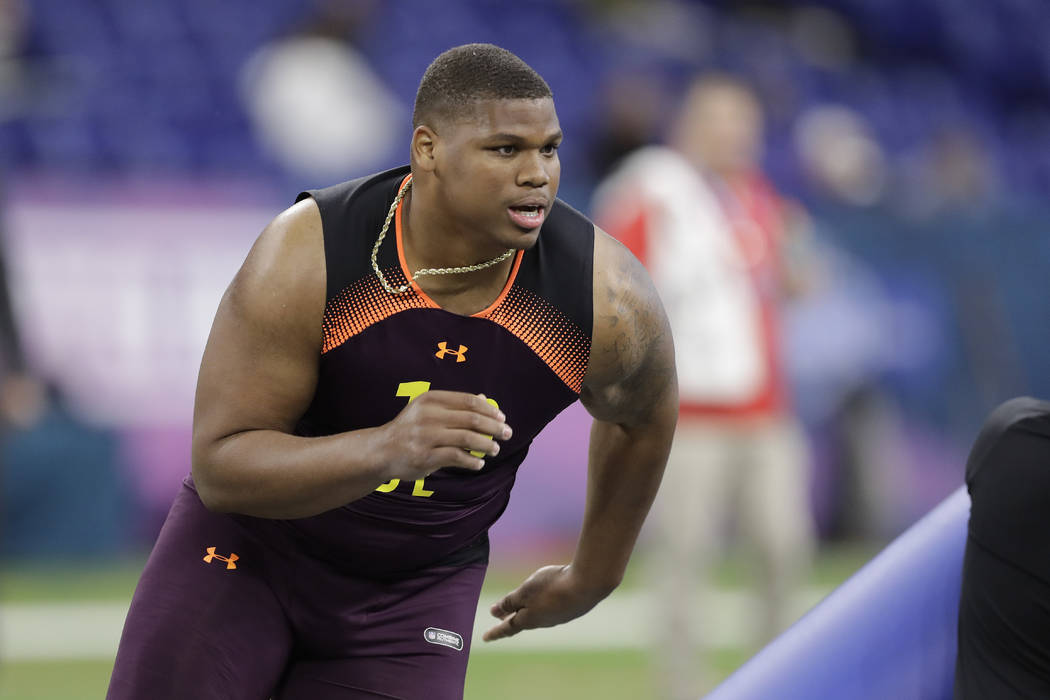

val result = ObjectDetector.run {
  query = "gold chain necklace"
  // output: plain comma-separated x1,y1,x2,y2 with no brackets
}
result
371,179,514,295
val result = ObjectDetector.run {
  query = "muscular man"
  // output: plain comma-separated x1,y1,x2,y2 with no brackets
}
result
107,43,676,700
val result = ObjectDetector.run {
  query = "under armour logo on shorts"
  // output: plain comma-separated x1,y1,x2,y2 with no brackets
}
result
202,546,239,570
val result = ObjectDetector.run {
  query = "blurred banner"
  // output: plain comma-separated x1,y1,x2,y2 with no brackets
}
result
6,182,269,427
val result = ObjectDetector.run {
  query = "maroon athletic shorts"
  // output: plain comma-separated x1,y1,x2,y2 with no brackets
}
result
107,483,487,700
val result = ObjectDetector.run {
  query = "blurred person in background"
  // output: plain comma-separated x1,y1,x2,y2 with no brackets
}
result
239,0,402,182
588,70,671,181
594,72,814,698
793,105,888,211
0,0,25,373
0,0,27,117
790,104,909,540
0,374,128,558
108,44,677,700
1,185,129,560
0,198,22,379
2,182,129,556
904,126,998,221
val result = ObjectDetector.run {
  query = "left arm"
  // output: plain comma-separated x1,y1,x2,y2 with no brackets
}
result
484,227,677,641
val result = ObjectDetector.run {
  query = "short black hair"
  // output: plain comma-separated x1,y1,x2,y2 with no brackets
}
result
412,43,553,128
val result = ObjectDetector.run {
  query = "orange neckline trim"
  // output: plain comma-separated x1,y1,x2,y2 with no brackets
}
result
394,174,523,318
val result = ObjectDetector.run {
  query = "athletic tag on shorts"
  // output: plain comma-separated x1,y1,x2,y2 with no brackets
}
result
423,627,464,651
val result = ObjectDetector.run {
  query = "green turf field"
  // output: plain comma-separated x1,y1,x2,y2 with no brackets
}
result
0,545,877,700
0,647,746,700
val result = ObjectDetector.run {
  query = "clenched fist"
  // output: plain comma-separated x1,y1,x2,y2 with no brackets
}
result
375,391,512,482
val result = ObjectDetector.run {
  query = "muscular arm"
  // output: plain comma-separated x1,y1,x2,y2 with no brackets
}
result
573,229,678,590
485,227,677,640
192,199,508,519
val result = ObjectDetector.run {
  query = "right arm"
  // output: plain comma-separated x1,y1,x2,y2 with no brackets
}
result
190,198,510,519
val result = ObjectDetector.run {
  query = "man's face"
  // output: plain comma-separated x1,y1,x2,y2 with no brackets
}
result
677,83,762,178
430,97,562,251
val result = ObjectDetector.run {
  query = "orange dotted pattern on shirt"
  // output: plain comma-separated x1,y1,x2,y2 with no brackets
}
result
322,276,589,394
321,269,429,353
479,286,590,394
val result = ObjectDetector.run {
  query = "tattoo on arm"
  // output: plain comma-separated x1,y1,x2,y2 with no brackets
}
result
584,240,677,426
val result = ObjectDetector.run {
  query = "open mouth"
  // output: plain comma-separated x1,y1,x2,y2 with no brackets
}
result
508,204,546,229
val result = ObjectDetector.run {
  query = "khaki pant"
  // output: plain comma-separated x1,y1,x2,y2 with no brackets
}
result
651,416,815,699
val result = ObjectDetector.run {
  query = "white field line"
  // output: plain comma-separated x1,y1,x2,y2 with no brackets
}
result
1,588,828,662
2,602,128,662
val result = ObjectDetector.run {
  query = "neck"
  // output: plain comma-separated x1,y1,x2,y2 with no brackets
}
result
401,185,516,312
402,186,510,272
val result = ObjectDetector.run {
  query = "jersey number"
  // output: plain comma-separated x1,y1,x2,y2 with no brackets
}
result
375,381,499,498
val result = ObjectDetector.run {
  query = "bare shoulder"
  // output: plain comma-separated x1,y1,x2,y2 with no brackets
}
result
194,197,326,446
225,196,326,338
581,227,677,425
236,197,324,299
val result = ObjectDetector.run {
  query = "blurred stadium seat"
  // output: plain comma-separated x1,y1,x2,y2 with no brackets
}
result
6,0,1047,197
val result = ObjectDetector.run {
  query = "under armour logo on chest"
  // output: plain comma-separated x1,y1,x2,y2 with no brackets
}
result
435,342,468,362
203,546,239,570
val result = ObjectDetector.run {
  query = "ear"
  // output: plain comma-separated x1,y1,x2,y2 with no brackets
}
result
411,125,438,173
